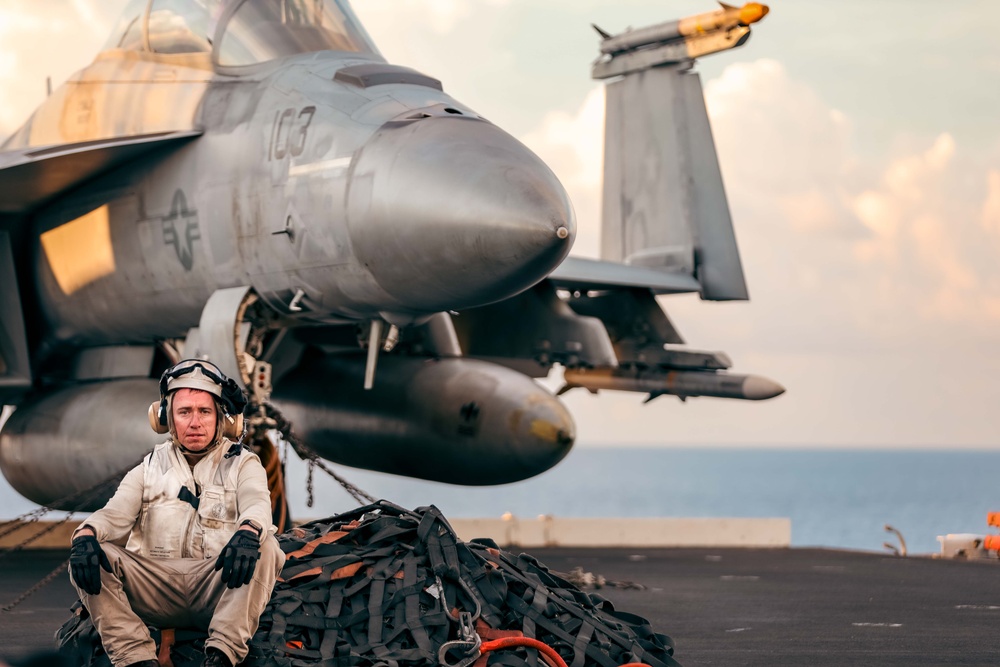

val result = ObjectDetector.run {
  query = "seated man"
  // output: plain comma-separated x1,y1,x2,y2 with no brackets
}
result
68,359,285,667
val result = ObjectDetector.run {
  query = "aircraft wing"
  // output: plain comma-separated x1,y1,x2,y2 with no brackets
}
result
449,255,781,402
0,130,202,214
549,256,701,294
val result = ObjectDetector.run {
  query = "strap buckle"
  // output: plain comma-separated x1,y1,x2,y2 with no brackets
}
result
438,611,481,667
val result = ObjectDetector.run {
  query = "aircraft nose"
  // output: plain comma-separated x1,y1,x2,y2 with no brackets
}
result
347,116,575,313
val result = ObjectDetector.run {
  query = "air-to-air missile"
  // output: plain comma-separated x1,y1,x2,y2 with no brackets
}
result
0,1,778,510
562,367,785,403
592,2,769,78
559,345,783,402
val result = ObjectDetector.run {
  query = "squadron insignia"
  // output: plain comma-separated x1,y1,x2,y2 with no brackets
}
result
161,189,201,271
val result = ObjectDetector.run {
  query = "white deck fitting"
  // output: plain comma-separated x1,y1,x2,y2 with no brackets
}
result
5,517,792,549
449,517,791,548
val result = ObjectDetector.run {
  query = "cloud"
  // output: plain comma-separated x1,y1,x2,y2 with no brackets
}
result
696,59,1000,349
705,59,864,240
362,0,511,35
520,56,1000,446
846,133,1000,336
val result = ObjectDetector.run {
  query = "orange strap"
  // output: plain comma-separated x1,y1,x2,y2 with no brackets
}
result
480,637,653,667
257,434,288,533
481,637,568,667
157,628,176,667
475,618,523,641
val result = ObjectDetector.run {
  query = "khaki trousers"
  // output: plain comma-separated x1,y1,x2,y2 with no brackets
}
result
70,539,284,667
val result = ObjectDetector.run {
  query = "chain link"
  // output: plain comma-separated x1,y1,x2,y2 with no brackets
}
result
305,455,376,506
306,457,315,508
0,513,77,560
0,461,136,542
0,456,143,612
0,507,54,541
2,399,376,612
1,558,70,613
260,402,376,506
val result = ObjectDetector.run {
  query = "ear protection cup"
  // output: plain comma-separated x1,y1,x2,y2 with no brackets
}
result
149,401,169,435
222,412,244,440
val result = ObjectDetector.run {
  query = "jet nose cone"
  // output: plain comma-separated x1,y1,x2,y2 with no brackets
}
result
348,116,575,313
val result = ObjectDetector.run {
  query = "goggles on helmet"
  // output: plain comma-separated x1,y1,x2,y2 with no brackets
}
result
158,359,248,417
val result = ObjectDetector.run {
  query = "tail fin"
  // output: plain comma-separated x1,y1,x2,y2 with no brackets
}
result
596,52,749,301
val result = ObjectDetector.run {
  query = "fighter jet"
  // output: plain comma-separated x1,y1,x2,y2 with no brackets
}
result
0,0,780,510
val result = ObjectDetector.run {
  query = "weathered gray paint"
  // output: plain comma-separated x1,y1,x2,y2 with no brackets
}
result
271,355,575,485
0,379,163,509
0,3,780,505
601,65,748,301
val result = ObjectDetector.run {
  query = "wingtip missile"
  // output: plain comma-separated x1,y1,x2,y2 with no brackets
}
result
594,2,770,76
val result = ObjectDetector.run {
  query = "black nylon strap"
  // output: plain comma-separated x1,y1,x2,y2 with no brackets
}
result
404,556,433,655
570,621,594,667
177,485,199,510
248,503,678,667
367,577,386,653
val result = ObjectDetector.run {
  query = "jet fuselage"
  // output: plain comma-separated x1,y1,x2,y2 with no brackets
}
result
13,49,573,346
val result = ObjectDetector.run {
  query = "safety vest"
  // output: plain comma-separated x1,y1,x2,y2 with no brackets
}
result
126,440,252,559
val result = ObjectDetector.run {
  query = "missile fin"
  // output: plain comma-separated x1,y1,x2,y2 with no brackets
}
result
718,2,738,9
592,23,613,40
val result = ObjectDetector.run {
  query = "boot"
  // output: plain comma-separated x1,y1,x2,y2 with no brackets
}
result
202,647,234,667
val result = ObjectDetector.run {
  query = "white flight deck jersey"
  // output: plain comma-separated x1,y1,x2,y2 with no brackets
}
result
79,439,273,560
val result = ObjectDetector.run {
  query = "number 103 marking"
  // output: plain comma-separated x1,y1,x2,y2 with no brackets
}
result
269,106,317,160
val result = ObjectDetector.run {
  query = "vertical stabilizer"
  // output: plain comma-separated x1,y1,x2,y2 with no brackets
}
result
594,4,768,301
600,65,747,300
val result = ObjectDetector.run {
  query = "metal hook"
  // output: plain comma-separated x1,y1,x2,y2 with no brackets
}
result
438,611,481,667
447,578,482,623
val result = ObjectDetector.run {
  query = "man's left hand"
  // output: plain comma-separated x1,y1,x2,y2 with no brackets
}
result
214,530,260,589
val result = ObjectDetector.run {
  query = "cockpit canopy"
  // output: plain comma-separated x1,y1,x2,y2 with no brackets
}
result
102,0,379,66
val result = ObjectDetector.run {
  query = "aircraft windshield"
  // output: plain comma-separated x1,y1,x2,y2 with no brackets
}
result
149,0,224,54
101,0,226,54
100,0,378,62
217,0,379,66
101,0,149,51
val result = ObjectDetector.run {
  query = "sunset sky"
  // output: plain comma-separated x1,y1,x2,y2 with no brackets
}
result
2,1,999,448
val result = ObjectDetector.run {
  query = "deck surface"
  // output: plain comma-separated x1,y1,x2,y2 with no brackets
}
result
1,547,999,666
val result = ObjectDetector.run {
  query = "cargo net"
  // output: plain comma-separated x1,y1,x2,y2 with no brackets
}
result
247,501,680,667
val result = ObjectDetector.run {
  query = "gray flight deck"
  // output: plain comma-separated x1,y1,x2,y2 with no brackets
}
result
2,547,998,666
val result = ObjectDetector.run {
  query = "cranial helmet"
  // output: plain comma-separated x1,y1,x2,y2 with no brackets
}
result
148,359,248,440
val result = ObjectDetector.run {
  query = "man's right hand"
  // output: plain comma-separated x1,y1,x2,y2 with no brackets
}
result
69,535,112,595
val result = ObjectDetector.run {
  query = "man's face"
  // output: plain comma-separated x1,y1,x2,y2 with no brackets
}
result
171,388,218,451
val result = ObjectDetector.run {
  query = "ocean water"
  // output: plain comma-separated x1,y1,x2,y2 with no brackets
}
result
3,447,997,555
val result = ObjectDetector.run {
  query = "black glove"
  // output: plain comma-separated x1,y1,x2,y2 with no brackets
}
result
214,530,260,589
69,535,112,596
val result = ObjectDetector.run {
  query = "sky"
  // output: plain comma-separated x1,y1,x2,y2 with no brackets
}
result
1,1,1000,449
